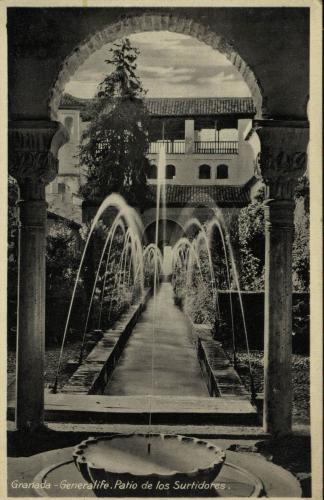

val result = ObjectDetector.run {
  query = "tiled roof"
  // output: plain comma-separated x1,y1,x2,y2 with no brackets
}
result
60,93,90,109
60,94,255,117
145,98,255,116
47,211,81,229
148,185,250,206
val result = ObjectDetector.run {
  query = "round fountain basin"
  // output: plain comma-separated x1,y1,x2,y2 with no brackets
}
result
73,433,225,495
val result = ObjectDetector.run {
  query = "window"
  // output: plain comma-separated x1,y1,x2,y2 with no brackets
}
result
166,164,176,179
58,183,66,194
64,116,74,135
199,164,211,179
148,164,157,179
216,164,229,179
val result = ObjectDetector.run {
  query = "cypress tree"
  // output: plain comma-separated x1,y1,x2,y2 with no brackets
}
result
79,38,150,210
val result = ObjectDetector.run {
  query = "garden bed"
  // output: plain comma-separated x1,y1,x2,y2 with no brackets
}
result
7,337,97,392
7,294,151,393
234,350,310,425
184,315,310,426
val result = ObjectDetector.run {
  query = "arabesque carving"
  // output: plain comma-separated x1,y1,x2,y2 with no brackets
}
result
9,150,59,186
255,125,309,200
9,121,69,194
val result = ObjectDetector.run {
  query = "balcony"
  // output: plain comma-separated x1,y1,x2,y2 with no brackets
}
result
148,140,185,154
148,140,239,155
194,141,238,154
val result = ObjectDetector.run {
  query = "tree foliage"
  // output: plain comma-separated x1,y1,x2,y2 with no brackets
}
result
78,220,143,331
79,39,151,209
236,179,310,292
183,248,216,327
292,196,310,291
237,188,265,291
46,222,81,295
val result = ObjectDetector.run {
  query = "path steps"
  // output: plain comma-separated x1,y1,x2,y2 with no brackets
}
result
7,394,258,425
61,299,148,395
7,284,258,426
198,340,250,399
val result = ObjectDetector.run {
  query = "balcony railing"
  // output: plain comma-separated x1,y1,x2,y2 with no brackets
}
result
148,140,239,155
148,141,185,154
194,141,239,154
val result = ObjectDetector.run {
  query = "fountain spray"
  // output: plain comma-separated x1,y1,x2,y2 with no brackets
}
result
148,144,166,454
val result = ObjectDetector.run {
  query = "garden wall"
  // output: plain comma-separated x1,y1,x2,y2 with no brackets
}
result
45,291,87,344
9,291,90,346
217,291,309,354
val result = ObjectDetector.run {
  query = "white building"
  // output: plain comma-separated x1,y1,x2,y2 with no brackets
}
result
46,95,259,228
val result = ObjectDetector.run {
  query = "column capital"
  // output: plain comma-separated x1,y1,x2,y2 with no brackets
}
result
254,121,309,200
9,120,69,199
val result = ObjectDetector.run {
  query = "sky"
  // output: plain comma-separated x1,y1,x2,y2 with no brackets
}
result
65,31,251,99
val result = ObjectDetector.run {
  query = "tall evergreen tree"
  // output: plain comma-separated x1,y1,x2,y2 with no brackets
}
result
79,38,150,209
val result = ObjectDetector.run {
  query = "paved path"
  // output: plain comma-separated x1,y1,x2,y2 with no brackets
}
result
104,283,209,397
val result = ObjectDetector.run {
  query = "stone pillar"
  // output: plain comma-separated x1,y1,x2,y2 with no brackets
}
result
185,119,195,154
9,121,69,431
255,123,309,436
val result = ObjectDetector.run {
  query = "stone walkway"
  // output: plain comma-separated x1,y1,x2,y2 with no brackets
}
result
104,283,209,397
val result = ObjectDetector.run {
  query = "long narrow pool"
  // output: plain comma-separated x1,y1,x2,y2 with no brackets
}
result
104,282,209,397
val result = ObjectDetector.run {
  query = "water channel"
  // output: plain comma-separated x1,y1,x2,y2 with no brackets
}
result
104,282,208,397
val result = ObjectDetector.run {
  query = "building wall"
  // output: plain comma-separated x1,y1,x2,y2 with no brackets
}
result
48,110,256,223
46,178,83,224
148,118,255,186
46,109,83,222
147,151,253,185
57,109,81,174
66,114,256,187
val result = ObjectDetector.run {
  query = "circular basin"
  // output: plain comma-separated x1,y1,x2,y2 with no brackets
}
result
73,433,226,496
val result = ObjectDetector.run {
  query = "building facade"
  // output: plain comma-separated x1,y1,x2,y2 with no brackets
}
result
47,95,259,242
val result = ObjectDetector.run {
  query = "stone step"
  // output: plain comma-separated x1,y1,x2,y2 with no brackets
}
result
198,339,250,399
60,293,151,395
7,394,258,425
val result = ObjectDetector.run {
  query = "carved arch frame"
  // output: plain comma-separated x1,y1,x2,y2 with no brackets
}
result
48,12,264,120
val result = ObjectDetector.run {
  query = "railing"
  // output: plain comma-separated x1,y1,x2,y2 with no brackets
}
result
194,141,239,154
95,139,239,155
148,140,185,154
148,140,239,154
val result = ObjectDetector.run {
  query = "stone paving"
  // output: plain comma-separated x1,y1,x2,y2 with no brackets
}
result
104,283,209,397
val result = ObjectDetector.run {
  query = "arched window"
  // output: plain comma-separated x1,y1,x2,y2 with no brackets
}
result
166,164,176,179
64,116,74,135
216,164,229,179
148,164,157,179
199,164,211,179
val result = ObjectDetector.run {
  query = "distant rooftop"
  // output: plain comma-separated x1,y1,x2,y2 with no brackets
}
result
82,183,253,208
147,184,251,207
145,97,255,117
60,94,256,118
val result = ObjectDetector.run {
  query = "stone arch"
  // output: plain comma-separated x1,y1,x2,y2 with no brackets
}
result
143,214,185,234
49,13,264,120
148,164,157,179
199,164,211,179
144,218,185,248
166,164,176,179
216,164,229,179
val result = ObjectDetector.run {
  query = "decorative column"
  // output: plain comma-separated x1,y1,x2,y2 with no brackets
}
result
9,121,69,431
255,123,309,436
